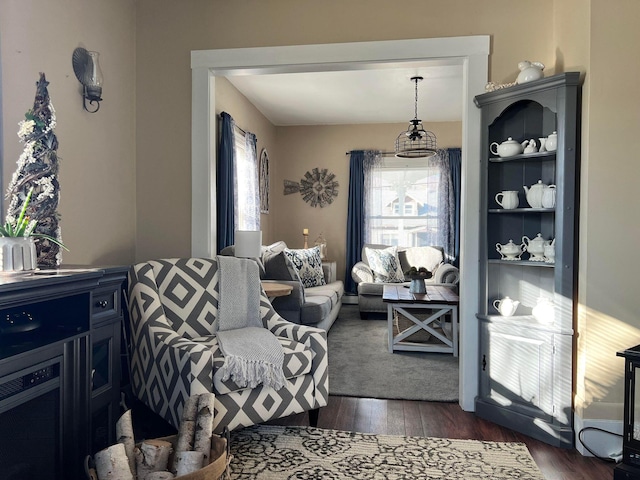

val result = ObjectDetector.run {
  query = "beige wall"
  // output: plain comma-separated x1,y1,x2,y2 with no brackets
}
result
135,0,554,261
575,0,640,420
0,0,136,266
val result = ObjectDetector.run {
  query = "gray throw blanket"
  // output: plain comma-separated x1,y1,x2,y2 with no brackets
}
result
216,256,285,390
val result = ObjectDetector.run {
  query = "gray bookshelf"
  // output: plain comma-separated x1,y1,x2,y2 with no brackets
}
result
474,72,581,448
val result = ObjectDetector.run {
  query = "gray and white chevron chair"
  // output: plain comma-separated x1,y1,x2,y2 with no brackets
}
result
127,257,329,432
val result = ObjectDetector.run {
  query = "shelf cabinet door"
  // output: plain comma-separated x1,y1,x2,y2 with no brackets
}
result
479,322,554,420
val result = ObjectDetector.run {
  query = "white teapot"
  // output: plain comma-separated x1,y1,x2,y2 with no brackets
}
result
532,297,555,323
522,233,550,262
490,138,524,158
496,239,524,261
523,180,548,208
493,296,520,317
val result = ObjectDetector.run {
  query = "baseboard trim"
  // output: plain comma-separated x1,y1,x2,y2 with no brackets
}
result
341,294,358,305
574,414,623,459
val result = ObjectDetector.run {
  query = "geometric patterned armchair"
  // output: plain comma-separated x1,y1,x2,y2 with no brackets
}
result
127,257,329,433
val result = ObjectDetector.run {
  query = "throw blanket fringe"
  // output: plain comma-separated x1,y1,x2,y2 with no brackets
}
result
217,256,285,390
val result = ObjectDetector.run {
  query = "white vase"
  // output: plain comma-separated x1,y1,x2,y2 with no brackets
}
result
0,237,38,273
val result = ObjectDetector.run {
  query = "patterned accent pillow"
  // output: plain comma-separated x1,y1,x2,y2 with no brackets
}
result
284,246,326,288
365,246,405,283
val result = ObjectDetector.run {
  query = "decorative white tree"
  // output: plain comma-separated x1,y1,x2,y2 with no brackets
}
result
6,72,64,267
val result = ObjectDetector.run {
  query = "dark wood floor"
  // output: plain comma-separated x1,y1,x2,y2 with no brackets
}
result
132,396,615,480
267,396,616,480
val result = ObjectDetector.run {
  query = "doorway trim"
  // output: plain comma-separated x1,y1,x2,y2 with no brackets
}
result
191,36,489,411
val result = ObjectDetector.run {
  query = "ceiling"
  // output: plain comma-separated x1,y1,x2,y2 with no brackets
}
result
226,64,464,126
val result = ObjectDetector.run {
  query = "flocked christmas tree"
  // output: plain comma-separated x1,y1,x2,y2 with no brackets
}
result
5,72,64,267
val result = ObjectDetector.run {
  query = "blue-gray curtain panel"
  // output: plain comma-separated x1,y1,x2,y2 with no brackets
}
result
344,150,381,294
448,148,461,267
344,151,366,295
217,112,235,253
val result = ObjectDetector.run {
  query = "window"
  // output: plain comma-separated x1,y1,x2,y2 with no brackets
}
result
233,126,260,230
366,157,441,247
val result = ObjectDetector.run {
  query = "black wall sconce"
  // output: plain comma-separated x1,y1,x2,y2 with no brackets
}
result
72,47,103,113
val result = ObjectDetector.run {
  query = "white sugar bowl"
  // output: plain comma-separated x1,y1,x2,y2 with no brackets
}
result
496,239,524,260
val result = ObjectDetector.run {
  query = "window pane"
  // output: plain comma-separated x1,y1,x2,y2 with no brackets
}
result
233,128,260,230
367,164,440,247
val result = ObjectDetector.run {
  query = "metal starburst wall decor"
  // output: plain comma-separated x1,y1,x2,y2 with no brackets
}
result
283,167,339,208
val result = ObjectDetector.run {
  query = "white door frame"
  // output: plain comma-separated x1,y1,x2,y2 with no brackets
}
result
190,36,489,411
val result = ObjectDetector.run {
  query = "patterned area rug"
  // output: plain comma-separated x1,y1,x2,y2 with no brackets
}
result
228,425,545,479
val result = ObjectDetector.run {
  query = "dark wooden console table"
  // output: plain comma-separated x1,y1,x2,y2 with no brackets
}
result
0,266,127,480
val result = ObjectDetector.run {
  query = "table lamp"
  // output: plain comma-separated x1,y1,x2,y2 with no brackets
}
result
234,230,262,258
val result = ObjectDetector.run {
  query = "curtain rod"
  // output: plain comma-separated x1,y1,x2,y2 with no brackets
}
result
218,113,247,135
345,151,396,156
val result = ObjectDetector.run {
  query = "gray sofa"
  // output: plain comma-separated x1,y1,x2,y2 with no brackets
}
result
351,244,460,319
221,241,343,331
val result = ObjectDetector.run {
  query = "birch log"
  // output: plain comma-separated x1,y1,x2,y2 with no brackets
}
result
135,439,173,480
174,451,205,477
194,393,215,464
181,394,200,421
176,420,196,453
94,443,135,480
145,472,175,480
116,409,136,476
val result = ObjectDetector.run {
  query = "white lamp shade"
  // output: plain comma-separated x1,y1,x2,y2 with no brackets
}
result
235,230,262,258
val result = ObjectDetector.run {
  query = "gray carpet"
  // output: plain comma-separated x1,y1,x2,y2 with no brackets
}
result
327,305,459,401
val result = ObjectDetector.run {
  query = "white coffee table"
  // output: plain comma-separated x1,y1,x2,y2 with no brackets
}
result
382,284,459,356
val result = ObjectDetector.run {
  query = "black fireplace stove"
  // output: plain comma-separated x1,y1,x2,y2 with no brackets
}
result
615,345,640,480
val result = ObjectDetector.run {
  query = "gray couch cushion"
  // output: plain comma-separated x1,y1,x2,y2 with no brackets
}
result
358,281,398,296
301,281,344,326
263,250,297,281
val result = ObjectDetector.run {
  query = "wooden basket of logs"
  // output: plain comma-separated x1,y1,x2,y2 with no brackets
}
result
85,393,231,480
86,434,228,480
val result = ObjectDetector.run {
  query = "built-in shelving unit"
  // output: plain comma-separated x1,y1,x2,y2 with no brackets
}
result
474,72,581,448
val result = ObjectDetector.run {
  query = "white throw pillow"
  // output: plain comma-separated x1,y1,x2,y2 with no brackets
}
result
364,246,405,283
284,246,326,288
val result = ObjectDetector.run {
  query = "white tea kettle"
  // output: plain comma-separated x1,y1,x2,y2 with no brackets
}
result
493,296,520,317
490,138,524,158
523,180,548,208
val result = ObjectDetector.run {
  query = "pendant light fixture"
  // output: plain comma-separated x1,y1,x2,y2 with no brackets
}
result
395,76,437,158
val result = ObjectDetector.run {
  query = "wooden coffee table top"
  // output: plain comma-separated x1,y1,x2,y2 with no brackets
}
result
382,284,459,305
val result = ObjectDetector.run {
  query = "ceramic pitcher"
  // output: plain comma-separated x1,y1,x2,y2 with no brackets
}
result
495,190,519,209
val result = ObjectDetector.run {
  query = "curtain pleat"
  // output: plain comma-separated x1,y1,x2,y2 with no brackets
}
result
448,148,462,266
217,112,235,253
344,150,381,294
243,131,260,230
